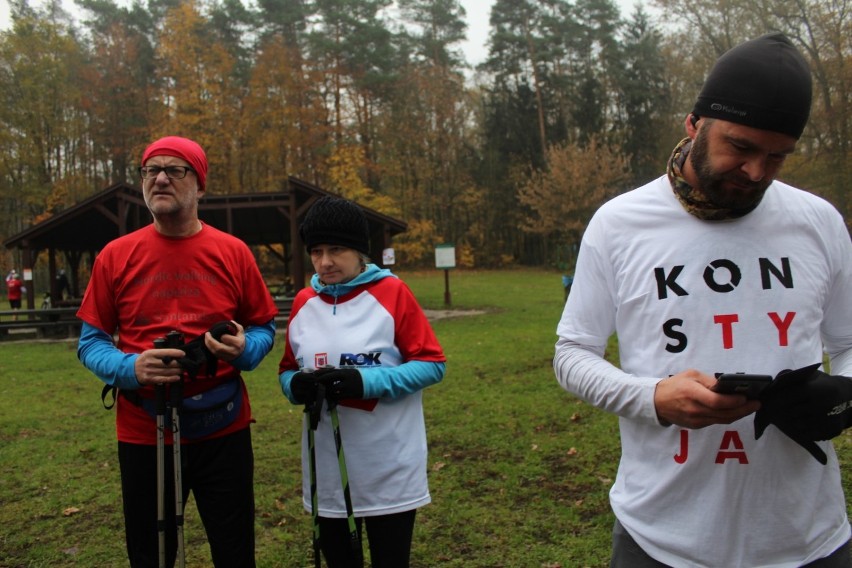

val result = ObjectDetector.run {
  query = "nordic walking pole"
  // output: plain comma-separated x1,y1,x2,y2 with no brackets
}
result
164,330,186,568
170,374,186,568
155,384,167,568
328,399,362,567
153,338,168,568
306,382,325,568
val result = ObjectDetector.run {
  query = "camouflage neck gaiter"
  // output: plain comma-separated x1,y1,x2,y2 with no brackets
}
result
667,137,757,221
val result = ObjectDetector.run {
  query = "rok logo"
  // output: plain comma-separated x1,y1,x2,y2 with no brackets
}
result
339,352,383,367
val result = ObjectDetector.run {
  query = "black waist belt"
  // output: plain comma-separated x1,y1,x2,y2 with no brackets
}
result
101,380,238,410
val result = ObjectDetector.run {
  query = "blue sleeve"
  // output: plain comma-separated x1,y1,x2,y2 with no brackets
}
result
230,319,275,371
360,360,446,399
279,369,301,405
76,322,141,390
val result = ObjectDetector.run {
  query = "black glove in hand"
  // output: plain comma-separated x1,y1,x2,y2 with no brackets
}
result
172,321,237,379
290,372,320,405
208,320,238,342
755,363,852,464
317,369,364,404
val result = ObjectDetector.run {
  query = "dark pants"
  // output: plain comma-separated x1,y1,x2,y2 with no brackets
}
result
611,518,852,568
318,509,416,568
118,428,255,568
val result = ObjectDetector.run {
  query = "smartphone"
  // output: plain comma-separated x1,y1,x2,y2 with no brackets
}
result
711,373,772,399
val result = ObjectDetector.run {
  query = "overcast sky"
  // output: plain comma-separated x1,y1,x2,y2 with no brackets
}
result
0,0,653,67
459,0,653,65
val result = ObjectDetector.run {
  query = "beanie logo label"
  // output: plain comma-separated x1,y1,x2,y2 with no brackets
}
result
710,102,747,117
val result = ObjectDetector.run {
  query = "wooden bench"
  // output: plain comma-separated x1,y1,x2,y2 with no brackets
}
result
0,307,82,339
0,298,295,340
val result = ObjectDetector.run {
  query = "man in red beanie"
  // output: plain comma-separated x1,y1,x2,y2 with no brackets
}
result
77,135,278,567
554,33,851,567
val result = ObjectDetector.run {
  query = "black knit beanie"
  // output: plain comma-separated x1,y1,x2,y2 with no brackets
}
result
692,32,812,139
299,196,370,255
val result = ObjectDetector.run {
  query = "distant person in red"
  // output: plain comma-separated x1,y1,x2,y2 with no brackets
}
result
6,270,23,320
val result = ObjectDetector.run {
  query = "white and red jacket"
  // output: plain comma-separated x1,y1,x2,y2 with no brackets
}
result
279,265,446,517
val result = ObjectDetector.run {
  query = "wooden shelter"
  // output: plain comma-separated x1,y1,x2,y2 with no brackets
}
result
2,177,407,310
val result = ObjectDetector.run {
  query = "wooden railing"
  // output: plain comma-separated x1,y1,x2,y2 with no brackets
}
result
0,307,82,340
273,297,293,329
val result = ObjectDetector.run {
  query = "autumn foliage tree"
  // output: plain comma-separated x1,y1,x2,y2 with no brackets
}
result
0,0,848,273
517,138,630,264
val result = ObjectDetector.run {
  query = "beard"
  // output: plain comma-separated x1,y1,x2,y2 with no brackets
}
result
689,127,771,211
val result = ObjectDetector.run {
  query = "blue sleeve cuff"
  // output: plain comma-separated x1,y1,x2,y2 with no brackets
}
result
279,369,300,404
77,322,141,390
360,361,445,399
230,320,275,371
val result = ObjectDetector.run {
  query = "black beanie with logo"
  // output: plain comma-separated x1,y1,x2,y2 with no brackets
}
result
299,195,370,255
692,32,812,139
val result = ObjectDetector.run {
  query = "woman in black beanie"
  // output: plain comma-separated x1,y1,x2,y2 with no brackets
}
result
278,195,447,568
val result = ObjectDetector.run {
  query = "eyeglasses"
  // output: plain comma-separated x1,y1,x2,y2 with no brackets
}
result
138,166,195,180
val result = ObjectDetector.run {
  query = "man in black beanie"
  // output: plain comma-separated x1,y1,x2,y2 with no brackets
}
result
554,33,852,567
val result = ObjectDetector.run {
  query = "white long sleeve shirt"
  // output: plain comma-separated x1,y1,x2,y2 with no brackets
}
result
555,176,852,567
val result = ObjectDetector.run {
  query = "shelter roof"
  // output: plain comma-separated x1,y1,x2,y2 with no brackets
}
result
3,176,407,255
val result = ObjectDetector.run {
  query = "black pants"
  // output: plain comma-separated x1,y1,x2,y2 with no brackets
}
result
611,518,852,568
318,509,417,568
118,428,255,568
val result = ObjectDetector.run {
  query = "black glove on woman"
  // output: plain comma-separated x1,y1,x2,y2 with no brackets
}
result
290,372,320,405
317,369,364,403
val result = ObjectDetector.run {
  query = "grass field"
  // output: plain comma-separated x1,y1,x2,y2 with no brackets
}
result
0,268,849,567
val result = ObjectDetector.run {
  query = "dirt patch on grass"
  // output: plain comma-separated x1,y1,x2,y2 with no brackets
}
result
423,309,486,321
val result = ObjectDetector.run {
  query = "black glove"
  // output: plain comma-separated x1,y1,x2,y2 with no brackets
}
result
164,321,237,380
290,372,320,405
755,363,852,464
317,369,364,405
208,320,238,342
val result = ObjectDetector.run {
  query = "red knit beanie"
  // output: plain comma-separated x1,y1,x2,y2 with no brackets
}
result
142,136,208,191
